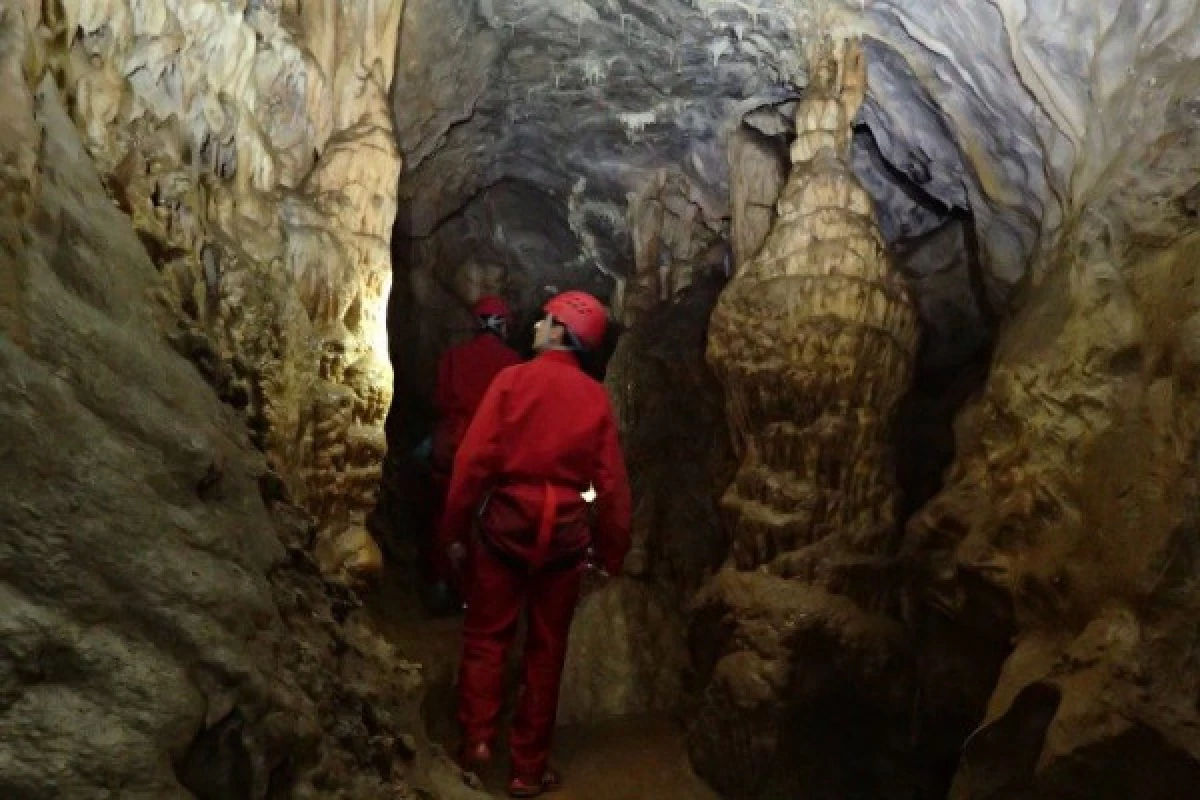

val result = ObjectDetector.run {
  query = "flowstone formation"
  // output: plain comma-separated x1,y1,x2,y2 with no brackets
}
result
690,37,921,798
0,21,439,794
616,170,729,328
32,0,403,584
560,275,736,726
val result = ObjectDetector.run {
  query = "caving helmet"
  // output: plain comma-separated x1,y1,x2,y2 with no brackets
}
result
472,294,512,337
543,290,607,351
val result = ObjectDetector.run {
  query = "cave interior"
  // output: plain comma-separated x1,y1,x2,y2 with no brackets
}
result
3,1,1200,799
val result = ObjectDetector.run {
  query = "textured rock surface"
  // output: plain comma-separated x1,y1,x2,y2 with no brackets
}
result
558,577,686,727
27,0,405,581
912,231,1200,799
0,29,436,795
558,277,734,726
709,37,918,570
894,2,1200,796
389,0,1054,314
689,37,922,798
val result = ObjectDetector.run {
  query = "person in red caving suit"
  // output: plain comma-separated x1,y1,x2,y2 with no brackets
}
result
425,295,521,604
437,290,632,797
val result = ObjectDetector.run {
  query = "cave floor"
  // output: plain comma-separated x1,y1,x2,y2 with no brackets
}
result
367,563,716,800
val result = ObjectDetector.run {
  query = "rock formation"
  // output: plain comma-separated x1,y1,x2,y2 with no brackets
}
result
559,275,735,725
707,36,918,568
616,170,729,329
0,19,435,794
6,0,1200,795
28,0,404,584
728,128,787,269
689,36,921,797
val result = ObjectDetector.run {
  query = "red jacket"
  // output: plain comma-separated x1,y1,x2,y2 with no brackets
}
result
438,350,632,575
432,333,521,472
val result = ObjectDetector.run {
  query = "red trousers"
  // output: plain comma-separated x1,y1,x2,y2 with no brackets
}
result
456,544,583,778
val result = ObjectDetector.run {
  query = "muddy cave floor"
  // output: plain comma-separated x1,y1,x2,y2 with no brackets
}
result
364,560,717,800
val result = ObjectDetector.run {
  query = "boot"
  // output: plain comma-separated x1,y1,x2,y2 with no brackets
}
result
456,741,493,774
506,767,561,798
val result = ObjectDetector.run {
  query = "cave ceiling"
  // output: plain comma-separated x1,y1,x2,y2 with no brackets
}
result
391,0,1078,301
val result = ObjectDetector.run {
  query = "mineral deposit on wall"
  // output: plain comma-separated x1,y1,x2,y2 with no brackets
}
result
689,35,922,797
0,10,436,794
37,0,405,583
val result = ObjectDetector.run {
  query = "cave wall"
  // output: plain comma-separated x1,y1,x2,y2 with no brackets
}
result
891,1,1200,795
559,276,736,725
918,228,1200,799
26,0,405,583
698,2,1200,797
0,19,443,795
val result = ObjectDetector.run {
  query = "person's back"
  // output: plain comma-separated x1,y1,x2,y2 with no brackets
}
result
424,295,520,606
432,332,521,471
453,349,622,570
437,290,630,798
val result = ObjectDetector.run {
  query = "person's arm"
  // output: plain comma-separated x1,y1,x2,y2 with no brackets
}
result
591,404,632,576
436,371,508,554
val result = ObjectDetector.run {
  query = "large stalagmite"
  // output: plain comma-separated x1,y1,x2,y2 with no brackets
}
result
707,37,918,567
689,37,920,798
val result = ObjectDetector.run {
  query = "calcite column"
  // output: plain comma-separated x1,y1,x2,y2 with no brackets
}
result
688,38,921,798
708,36,918,571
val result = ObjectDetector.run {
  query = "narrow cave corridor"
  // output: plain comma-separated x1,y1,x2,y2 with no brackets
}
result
4,2,1200,800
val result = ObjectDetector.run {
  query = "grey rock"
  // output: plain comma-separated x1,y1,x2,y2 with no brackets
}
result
1,74,283,800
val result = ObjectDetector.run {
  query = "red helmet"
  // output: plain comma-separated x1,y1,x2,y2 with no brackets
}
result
544,291,607,350
472,294,512,323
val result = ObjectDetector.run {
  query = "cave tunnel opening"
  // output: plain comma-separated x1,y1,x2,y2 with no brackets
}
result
366,16,1028,800
13,0,1200,797
371,51,1010,797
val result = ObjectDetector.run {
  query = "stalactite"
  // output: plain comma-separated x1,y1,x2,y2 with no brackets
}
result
30,1,402,584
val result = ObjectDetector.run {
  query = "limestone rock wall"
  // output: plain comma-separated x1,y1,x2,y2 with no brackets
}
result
0,21,433,795
688,38,924,798
914,230,1200,799
27,0,404,583
616,170,729,329
728,127,786,269
559,276,736,726
880,1,1200,795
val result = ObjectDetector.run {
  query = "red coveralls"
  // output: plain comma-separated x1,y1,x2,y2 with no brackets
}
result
429,333,521,582
437,349,632,781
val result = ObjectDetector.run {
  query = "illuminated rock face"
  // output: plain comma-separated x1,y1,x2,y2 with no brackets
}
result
0,19,428,796
688,39,922,798
707,38,918,571
27,0,404,582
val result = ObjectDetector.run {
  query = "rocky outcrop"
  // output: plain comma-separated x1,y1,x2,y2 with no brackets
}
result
27,0,405,583
885,1,1200,795
910,229,1200,798
0,19,437,792
728,127,786,269
688,37,922,798
616,170,729,329
558,276,735,726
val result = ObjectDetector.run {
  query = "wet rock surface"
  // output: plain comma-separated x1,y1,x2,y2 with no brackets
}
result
21,0,405,583
0,16,436,798
6,0,1200,797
